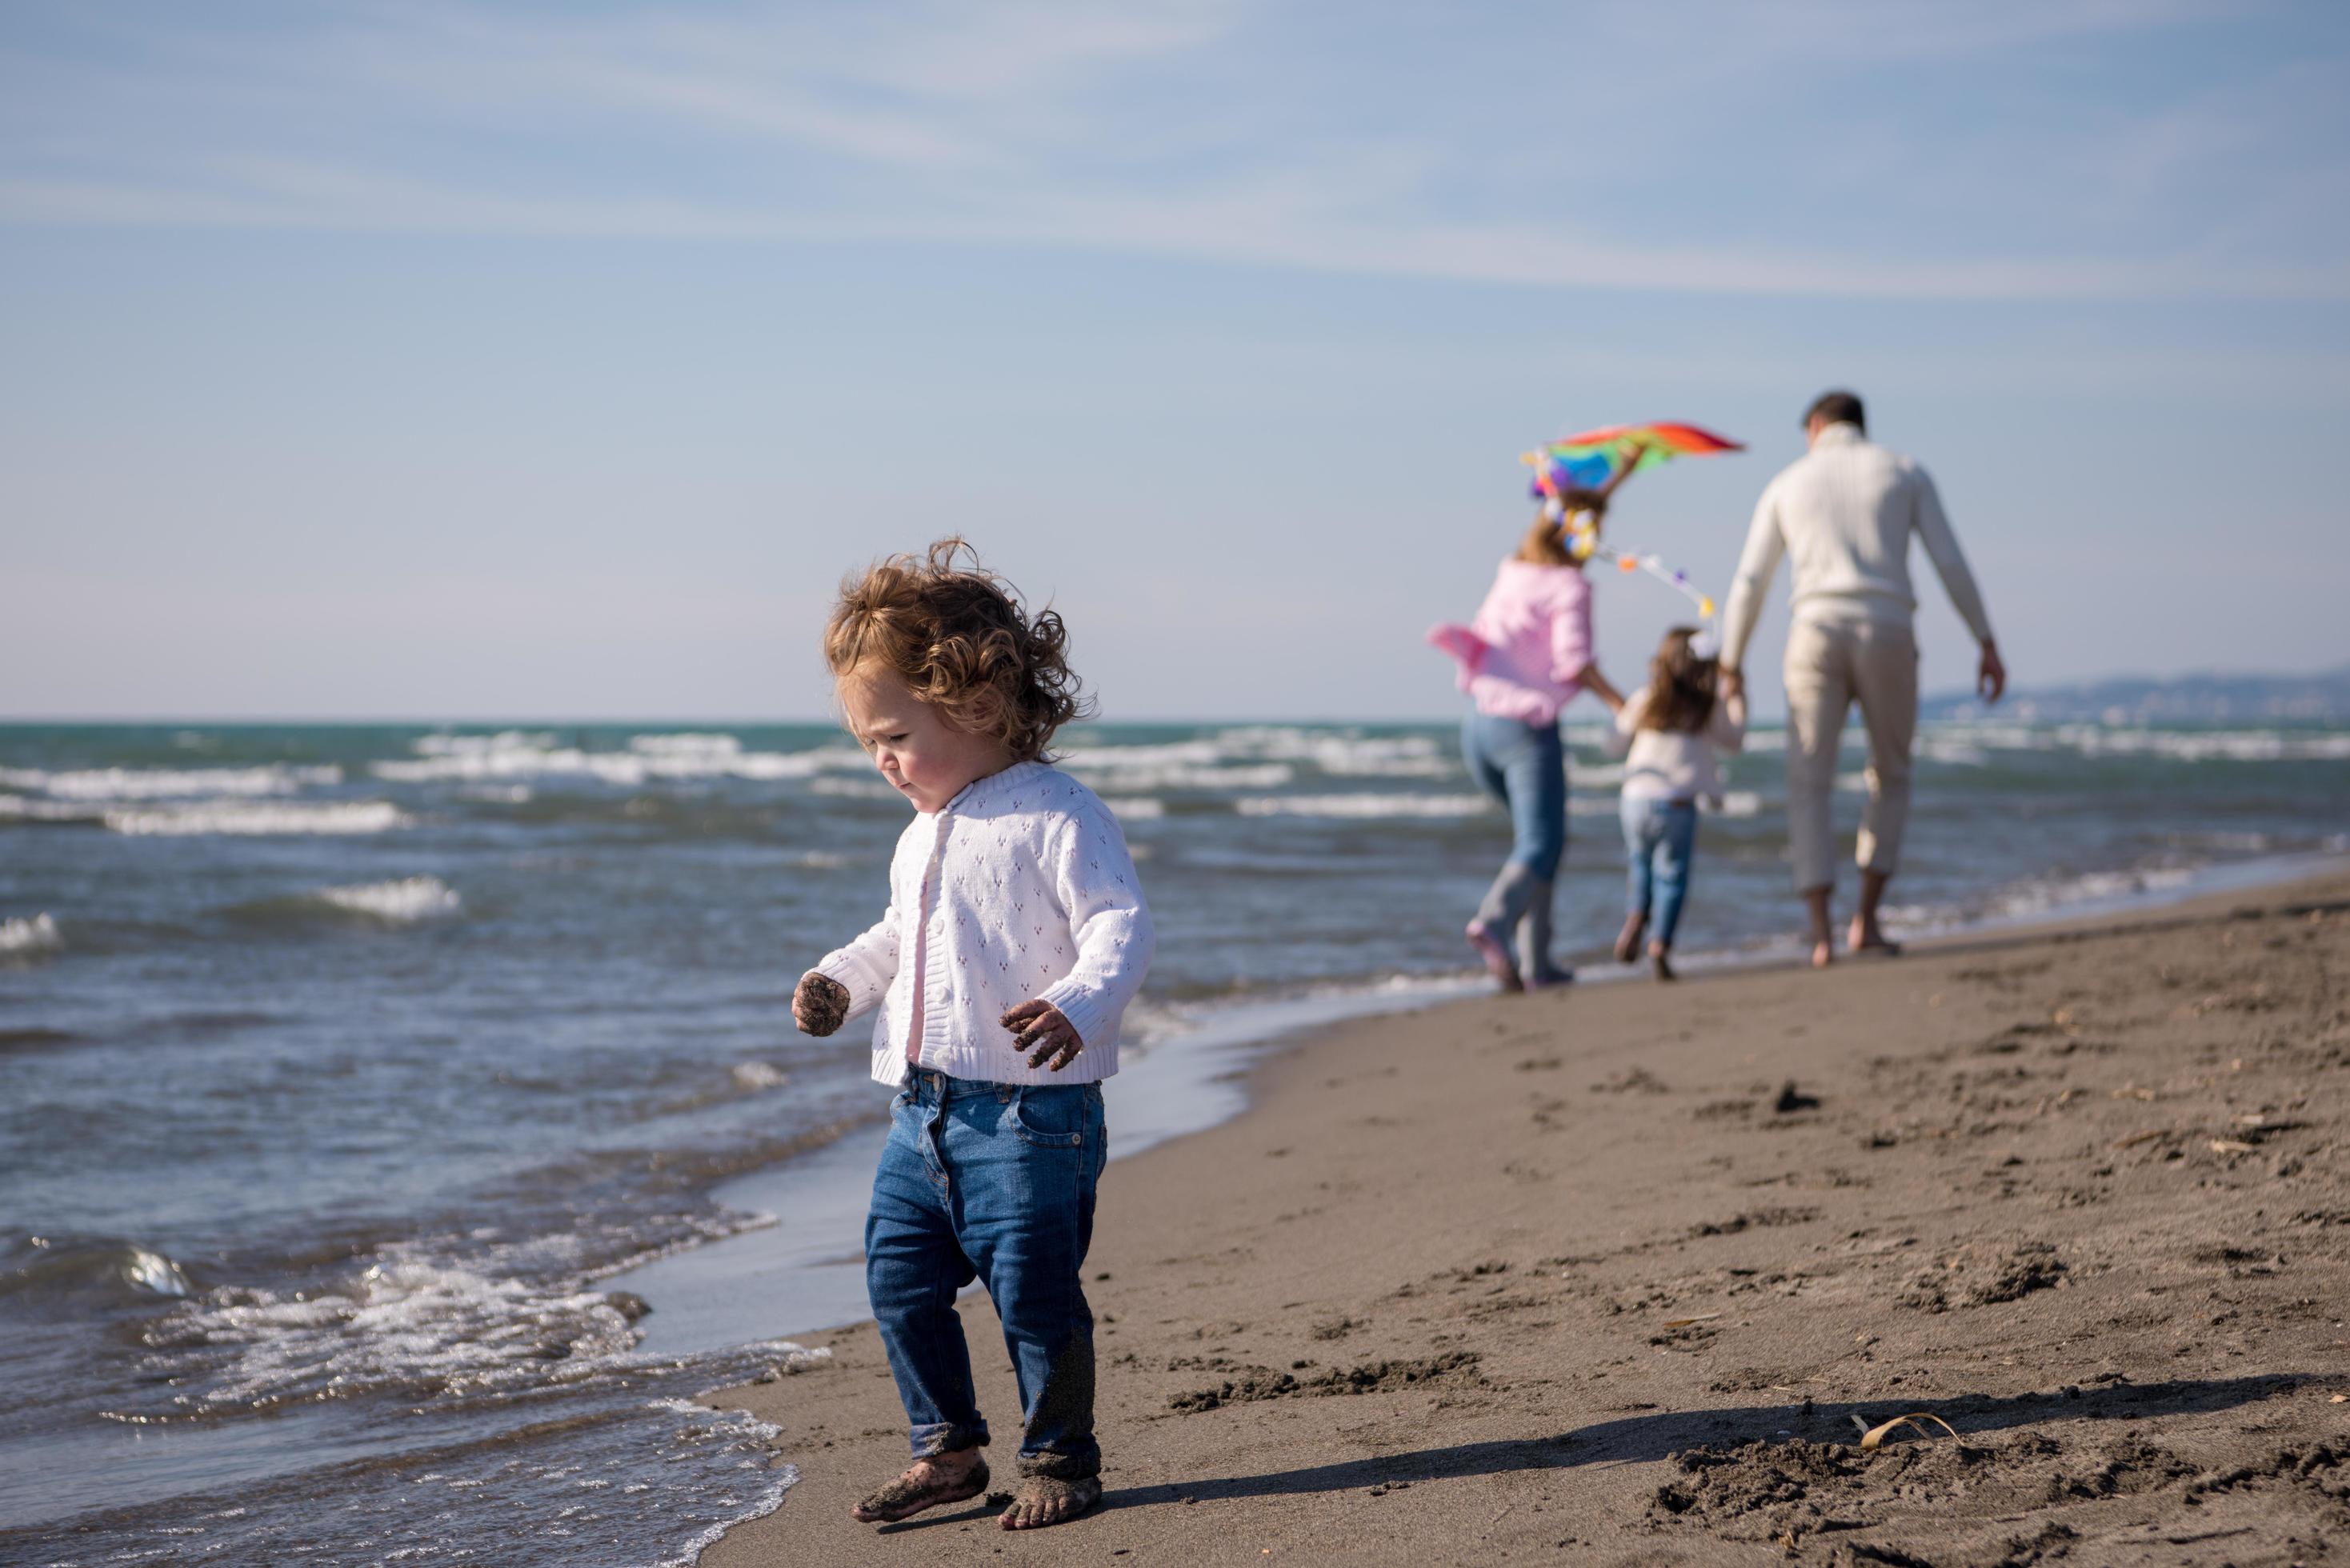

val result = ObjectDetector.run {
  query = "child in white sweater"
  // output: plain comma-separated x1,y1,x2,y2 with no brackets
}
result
791,539,1153,1532
1601,626,1745,980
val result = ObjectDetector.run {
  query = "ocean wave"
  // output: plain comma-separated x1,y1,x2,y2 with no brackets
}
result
104,800,412,836
1710,791,1763,818
1102,795,1166,819
2044,725,2350,762
0,911,63,958
1878,863,2200,936
142,1245,824,1412
1068,762,1296,791
375,731,863,786
1060,727,1452,782
1235,793,1491,819
1211,726,1455,778
807,775,901,801
315,877,462,923
1,1238,192,1304
0,793,106,823
0,763,342,801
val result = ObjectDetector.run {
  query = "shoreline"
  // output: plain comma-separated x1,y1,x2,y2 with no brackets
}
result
614,847,2345,1362
697,862,2350,1563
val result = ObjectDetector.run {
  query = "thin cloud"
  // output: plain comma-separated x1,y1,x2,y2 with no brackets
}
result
1,0,2342,300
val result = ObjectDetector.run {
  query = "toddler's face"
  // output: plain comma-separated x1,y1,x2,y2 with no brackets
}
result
839,666,1012,814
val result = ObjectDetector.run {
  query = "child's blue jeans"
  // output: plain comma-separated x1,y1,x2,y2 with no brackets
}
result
865,1070,1107,1479
1620,795,1698,950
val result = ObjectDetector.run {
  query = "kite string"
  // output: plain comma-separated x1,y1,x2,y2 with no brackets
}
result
1559,512,1722,654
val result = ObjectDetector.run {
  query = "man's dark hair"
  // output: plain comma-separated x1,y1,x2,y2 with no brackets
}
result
1804,390,1865,432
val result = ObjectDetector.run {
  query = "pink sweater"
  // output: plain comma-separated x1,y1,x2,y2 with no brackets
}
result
1427,559,1594,725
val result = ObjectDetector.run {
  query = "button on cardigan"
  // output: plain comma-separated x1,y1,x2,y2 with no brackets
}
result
810,761,1155,1087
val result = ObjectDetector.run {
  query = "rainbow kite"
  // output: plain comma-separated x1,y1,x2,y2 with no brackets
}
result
1523,420,1744,502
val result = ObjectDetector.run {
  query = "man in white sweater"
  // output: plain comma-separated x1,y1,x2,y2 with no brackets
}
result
1718,390,2005,967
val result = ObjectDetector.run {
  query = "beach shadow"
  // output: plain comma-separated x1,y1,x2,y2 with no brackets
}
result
1081,1372,2312,1514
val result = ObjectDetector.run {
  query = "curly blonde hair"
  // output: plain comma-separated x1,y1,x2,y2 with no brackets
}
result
824,538,1091,762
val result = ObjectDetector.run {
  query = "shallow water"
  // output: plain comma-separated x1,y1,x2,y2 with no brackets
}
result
2,718,2344,1563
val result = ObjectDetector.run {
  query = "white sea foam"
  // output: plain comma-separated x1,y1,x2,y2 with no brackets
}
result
2044,725,2350,762
121,1246,192,1297
1710,791,1763,818
1102,796,1166,819
104,800,412,836
1062,728,1452,784
1235,793,1491,819
730,1062,787,1092
0,912,63,956
1880,863,2200,934
0,793,97,822
376,731,862,786
1069,762,1295,791
0,763,342,801
151,1246,829,1411
316,877,462,922
1211,726,1455,778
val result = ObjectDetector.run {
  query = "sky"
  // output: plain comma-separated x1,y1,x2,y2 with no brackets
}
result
2,1,2346,722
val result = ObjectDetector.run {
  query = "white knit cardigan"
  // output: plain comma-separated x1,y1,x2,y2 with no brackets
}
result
811,761,1155,1087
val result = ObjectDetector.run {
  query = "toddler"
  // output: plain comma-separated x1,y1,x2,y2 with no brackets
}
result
792,538,1153,1532
1601,626,1744,980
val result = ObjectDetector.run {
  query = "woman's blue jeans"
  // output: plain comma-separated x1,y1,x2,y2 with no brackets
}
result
1620,795,1698,950
1460,712,1568,971
865,1070,1107,1479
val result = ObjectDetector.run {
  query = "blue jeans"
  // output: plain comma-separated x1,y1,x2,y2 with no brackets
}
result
1461,711,1567,879
865,1070,1107,1479
1460,714,1567,972
1621,795,1698,950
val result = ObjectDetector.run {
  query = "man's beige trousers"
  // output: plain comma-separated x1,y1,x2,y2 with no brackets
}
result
1783,618,1917,892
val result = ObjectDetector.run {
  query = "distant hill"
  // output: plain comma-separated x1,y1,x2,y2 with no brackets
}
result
1923,665,2350,724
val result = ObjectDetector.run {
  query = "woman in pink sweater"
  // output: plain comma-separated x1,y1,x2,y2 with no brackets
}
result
1428,472,1635,989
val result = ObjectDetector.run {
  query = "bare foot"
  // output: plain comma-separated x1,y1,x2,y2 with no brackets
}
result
999,1474,1101,1530
1648,942,1675,982
1848,916,1903,957
1613,911,1647,965
1811,940,1835,970
1466,922,1523,992
851,1450,989,1525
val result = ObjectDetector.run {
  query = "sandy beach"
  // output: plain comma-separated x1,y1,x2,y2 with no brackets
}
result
705,867,2350,1566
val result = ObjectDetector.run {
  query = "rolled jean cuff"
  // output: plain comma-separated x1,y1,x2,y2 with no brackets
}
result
910,1420,990,1458
1018,1447,1101,1482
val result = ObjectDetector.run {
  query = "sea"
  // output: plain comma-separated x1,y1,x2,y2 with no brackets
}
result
2,717,2345,1565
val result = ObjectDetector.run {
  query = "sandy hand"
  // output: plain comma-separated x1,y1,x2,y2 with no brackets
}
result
793,972,851,1037
1001,999,1083,1072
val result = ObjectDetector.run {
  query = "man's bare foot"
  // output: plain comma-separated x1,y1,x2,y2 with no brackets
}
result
1648,942,1675,982
850,1450,988,1525
999,1474,1101,1530
1613,911,1647,965
1848,916,1903,957
1811,939,1835,970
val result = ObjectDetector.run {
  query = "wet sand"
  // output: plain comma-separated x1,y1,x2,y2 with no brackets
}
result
703,869,2350,1565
